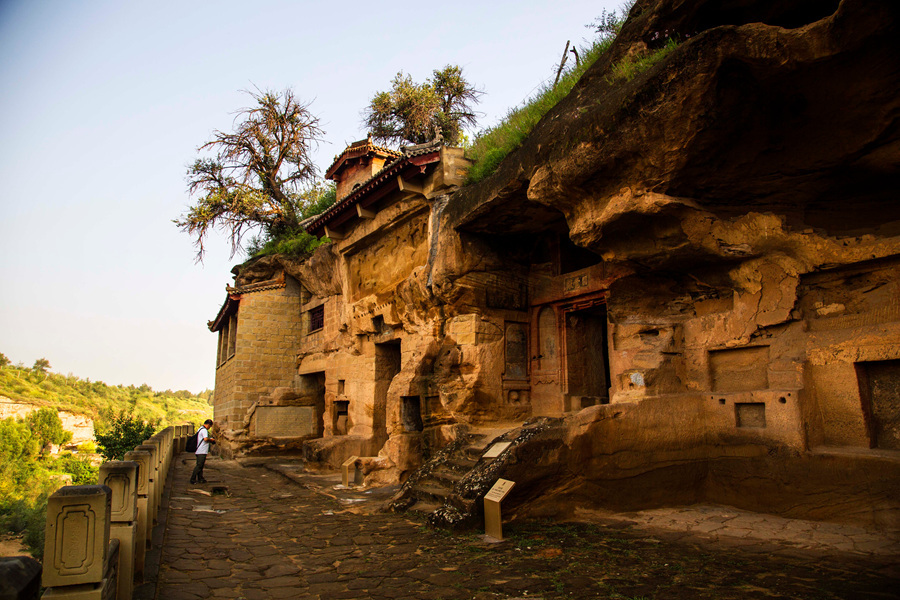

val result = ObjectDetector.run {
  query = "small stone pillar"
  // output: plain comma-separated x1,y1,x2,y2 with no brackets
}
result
98,461,137,600
134,444,159,531
122,451,150,578
0,555,42,600
158,428,173,473
163,426,174,457
143,437,164,514
41,485,116,599
149,434,167,482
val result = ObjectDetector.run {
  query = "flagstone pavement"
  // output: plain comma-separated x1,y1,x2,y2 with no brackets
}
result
145,453,900,600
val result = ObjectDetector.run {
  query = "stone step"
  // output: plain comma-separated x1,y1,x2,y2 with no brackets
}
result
411,481,451,505
407,499,442,516
430,466,464,487
463,444,492,461
445,457,478,472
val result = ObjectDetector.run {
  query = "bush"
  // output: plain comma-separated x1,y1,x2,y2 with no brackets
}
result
95,411,157,461
0,452,59,559
26,408,72,453
54,453,98,485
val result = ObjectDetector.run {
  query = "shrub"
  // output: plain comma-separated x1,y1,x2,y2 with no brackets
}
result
26,408,72,453
95,411,157,461
54,453,98,485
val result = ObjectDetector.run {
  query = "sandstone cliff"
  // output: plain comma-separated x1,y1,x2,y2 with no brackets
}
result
217,0,900,529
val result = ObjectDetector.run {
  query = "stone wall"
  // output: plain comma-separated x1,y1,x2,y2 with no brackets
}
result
213,276,304,456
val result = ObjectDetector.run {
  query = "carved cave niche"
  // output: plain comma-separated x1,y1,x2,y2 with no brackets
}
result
254,372,326,439
564,303,612,403
709,346,770,393
856,359,900,450
346,214,429,301
504,322,529,381
536,306,559,374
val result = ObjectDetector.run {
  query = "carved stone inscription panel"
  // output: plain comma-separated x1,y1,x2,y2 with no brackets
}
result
256,406,317,438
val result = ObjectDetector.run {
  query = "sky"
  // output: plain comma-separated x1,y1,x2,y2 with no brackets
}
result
0,0,619,393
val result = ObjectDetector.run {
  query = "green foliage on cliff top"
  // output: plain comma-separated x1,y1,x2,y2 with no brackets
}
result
464,2,677,185
0,361,212,429
246,180,337,258
465,35,617,184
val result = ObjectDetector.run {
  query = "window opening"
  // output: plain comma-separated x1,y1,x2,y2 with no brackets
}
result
309,304,324,333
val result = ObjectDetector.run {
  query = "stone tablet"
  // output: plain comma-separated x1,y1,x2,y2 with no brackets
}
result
256,406,317,438
483,442,511,459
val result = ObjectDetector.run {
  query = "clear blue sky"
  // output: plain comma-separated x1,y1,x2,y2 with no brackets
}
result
0,0,618,393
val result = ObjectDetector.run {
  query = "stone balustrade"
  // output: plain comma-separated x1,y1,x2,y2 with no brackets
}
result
0,425,191,600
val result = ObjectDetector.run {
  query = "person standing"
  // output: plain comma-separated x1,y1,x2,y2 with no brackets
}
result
190,419,215,484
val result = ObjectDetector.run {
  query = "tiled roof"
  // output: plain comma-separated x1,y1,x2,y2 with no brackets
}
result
324,137,401,180
208,275,286,331
208,296,238,332
306,138,444,237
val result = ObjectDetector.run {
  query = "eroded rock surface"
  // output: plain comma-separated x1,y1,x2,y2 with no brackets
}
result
209,0,900,530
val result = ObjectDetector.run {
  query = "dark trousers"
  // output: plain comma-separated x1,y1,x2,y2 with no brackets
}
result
190,453,207,483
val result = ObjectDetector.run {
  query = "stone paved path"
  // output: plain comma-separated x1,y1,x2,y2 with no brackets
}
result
157,454,900,599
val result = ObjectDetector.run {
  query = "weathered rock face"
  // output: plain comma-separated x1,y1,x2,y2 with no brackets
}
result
0,398,95,448
210,0,900,529
425,0,900,528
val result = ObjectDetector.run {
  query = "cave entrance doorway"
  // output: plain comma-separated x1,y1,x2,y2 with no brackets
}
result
374,340,402,447
857,359,900,450
298,371,326,438
564,302,611,410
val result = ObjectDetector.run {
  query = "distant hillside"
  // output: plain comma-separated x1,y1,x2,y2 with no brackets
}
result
0,362,212,428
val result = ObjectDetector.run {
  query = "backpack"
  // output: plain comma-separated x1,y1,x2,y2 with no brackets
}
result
185,429,200,453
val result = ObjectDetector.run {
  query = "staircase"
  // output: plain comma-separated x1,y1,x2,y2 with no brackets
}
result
388,426,515,518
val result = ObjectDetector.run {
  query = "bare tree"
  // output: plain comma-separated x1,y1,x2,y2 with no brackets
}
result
175,88,324,261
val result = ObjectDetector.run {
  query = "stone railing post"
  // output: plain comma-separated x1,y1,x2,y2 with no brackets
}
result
98,461,138,600
122,451,150,579
158,428,173,474
149,434,166,486
150,434,167,486
176,424,187,453
134,444,159,531
0,555,42,600
165,426,175,456
41,485,118,599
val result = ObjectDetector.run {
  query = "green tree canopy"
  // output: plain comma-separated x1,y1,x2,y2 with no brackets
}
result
363,65,482,146
175,88,325,261
0,417,39,462
95,411,157,461
0,352,10,368
32,358,50,374
26,408,72,453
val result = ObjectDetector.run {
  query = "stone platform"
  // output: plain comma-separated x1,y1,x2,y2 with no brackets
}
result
152,453,900,599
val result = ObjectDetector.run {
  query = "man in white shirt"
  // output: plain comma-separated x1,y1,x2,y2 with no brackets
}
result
190,419,215,484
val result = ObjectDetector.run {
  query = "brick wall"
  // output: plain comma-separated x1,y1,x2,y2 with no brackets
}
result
214,276,303,438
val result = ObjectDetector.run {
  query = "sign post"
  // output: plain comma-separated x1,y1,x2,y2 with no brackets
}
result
341,456,360,487
484,478,516,540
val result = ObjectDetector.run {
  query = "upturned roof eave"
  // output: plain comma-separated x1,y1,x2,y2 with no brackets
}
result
306,143,443,236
